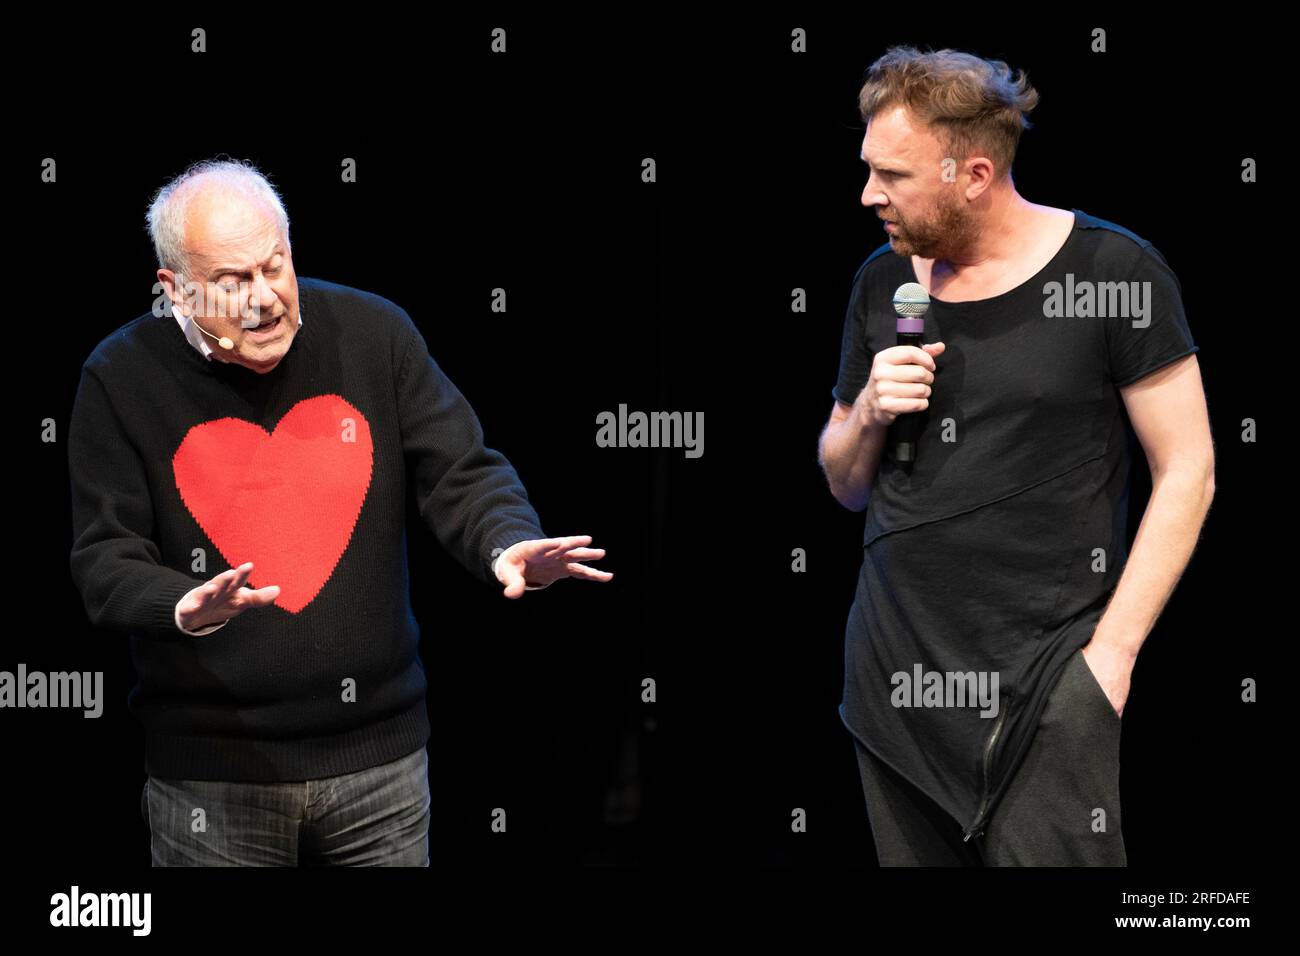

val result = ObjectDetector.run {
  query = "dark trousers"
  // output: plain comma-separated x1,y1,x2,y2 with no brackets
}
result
142,746,430,866
852,649,1126,866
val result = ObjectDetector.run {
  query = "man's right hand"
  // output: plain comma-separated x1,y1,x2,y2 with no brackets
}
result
857,341,946,428
176,561,280,633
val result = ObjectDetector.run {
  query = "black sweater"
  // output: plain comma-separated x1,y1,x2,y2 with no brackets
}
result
68,277,547,781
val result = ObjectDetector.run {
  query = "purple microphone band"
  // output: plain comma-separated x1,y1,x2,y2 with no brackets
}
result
896,317,925,334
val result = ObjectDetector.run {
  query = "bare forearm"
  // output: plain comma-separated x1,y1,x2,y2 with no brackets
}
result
818,413,889,512
1092,464,1215,658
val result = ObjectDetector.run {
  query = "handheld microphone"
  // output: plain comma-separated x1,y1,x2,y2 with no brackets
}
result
891,282,931,463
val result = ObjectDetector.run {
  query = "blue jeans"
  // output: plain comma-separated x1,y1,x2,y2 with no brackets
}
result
142,747,430,866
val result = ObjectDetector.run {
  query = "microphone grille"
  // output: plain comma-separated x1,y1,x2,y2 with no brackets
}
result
893,282,931,316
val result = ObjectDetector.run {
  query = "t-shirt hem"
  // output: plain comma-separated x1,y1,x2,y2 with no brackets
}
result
838,702,972,830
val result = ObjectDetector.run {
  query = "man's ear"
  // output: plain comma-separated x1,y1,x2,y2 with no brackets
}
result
158,269,186,315
961,155,998,202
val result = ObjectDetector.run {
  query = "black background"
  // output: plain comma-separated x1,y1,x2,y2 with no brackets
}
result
8,11,1276,938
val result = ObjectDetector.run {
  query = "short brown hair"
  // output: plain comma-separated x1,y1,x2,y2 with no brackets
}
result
858,46,1038,181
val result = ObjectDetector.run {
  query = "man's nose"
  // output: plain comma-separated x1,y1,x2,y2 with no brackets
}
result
248,273,278,315
861,181,886,208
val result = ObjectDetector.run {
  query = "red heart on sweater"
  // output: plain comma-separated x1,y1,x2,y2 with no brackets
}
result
172,394,374,614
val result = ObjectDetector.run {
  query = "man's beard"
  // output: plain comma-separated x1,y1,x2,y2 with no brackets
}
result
887,190,979,261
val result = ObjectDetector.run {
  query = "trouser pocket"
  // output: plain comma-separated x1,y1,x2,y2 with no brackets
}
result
979,651,1126,865
1075,648,1123,726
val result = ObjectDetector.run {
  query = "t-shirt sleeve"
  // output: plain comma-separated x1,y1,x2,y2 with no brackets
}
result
831,260,876,407
1104,243,1199,387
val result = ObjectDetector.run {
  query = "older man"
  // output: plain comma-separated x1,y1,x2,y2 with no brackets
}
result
67,158,611,866
819,48,1214,865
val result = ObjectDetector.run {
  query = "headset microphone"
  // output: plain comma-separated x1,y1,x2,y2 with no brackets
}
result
192,320,235,351
190,313,266,350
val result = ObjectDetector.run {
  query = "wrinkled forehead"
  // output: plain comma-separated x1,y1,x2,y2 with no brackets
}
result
862,105,941,168
185,193,283,264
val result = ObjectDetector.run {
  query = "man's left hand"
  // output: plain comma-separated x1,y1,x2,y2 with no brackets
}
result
494,535,612,599
1080,639,1137,719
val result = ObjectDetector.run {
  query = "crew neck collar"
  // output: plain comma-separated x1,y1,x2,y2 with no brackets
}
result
909,208,1082,309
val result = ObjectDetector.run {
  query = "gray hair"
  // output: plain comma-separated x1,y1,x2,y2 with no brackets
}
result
146,157,291,282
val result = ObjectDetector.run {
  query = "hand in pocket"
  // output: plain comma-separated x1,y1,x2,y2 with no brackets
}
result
1079,642,1133,720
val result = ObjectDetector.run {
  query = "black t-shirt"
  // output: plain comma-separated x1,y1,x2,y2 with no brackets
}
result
831,209,1198,837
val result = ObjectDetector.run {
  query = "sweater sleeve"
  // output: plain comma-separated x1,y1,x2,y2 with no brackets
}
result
393,310,547,585
174,594,230,635
67,365,210,641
